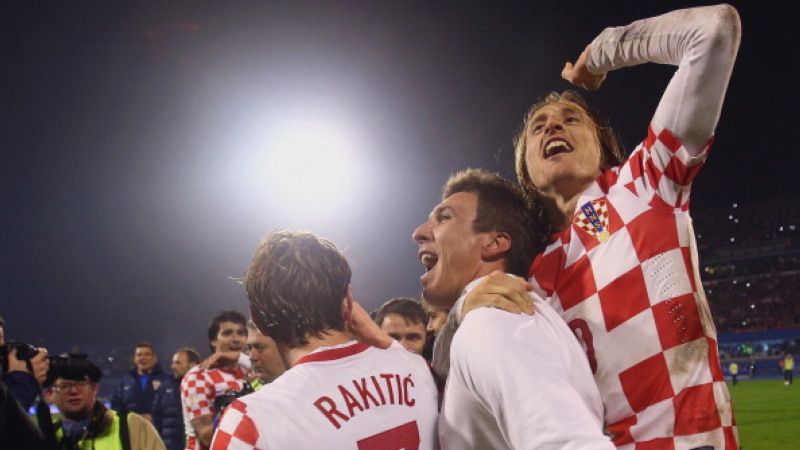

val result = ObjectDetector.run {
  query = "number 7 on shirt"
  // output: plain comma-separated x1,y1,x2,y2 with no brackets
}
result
357,421,420,450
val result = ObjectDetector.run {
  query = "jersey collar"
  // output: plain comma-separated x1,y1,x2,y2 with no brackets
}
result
294,341,370,366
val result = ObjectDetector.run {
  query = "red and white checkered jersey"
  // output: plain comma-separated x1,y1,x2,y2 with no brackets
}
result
181,364,247,450
530,125,737,450
210,341,439,450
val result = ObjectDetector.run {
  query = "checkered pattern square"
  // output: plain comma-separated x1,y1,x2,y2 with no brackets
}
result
653,294,705,350
530,240,562,296
673,383,721,435
619,354,674,413
587,227,640,290
181,365,247,450
556,255,596,311
641,250,694,306
598,266,651,331
533,124,734,448
211,400,260,450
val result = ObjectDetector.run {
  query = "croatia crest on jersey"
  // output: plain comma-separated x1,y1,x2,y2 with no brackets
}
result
575,199,610,242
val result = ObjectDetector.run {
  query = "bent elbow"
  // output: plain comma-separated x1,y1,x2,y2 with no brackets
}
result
708,4,742,56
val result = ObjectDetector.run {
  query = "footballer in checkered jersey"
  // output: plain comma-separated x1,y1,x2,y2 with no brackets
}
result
448,4,742,450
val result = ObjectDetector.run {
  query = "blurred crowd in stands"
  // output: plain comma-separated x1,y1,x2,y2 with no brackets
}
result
693,196,800,333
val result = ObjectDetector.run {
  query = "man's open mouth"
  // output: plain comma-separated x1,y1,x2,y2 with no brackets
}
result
543,138,573,159
419,251,438,271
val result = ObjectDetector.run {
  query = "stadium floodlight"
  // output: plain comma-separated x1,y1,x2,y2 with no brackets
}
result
259,116,367,219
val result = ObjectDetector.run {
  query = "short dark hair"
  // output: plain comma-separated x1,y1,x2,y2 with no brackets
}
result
246,230,352,348
374,297,427,328
176,347,201,365
44,354,102,387
514,90,624,198
135,342,156,353
207,311,247,352
443,168,540,277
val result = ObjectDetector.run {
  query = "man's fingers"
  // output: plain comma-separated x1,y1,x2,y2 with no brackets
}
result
562,61,575,81
464,294,523,315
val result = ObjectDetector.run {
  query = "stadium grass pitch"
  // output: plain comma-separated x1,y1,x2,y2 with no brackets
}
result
730,378,799,450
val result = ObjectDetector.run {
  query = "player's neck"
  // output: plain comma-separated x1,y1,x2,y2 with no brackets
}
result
280,330,354,368
539,180,592,231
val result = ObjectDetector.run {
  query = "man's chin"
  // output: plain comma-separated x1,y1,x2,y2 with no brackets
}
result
422,286,459,309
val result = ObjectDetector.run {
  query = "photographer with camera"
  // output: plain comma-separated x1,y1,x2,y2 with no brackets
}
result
44,353,166,450
0,315,50,410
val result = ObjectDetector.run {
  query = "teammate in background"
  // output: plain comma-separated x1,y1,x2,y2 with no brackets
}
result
420,297,449,361
421,297,448,337
153,348,201,450
457,4,742,448
181,312,248,450
211,230,438,450
244,321,286,388
414,169,613,449
374,297,428,355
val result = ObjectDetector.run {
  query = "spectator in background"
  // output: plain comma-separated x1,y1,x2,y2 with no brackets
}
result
729,362,738,386
244,321,286,389
181,311,247,450
783,353,794,385
374,297,428,355
112,342,170,421
153,348,200,450
46,354,165,450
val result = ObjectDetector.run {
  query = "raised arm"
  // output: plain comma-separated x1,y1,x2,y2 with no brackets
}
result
568,4,741,154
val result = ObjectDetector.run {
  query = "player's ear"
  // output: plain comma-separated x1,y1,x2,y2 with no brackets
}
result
341,286,354,325
481,231,511,261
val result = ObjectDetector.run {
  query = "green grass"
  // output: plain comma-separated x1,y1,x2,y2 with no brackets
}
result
730,378,800,450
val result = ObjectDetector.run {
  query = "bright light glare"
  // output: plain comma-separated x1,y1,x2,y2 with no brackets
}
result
261,119,364,217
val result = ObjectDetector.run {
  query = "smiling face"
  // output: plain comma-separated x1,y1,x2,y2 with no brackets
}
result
134,346,156,374
524,101,603,194
412,191,492,309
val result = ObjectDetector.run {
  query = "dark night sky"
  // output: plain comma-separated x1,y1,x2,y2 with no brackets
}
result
2,1,798,356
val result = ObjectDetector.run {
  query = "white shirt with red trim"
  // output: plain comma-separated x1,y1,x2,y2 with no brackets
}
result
439,277,614,450
181,365,247,450
210,341,439,450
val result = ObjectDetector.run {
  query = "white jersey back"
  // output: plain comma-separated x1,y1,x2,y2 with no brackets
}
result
211,341,439,450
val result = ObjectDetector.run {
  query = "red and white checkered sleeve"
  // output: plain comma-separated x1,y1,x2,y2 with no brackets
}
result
210,400,261,450
624,125,713,211
181,369,214,419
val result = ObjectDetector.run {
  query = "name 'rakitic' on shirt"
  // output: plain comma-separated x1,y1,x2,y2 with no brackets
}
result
313,372,417,429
